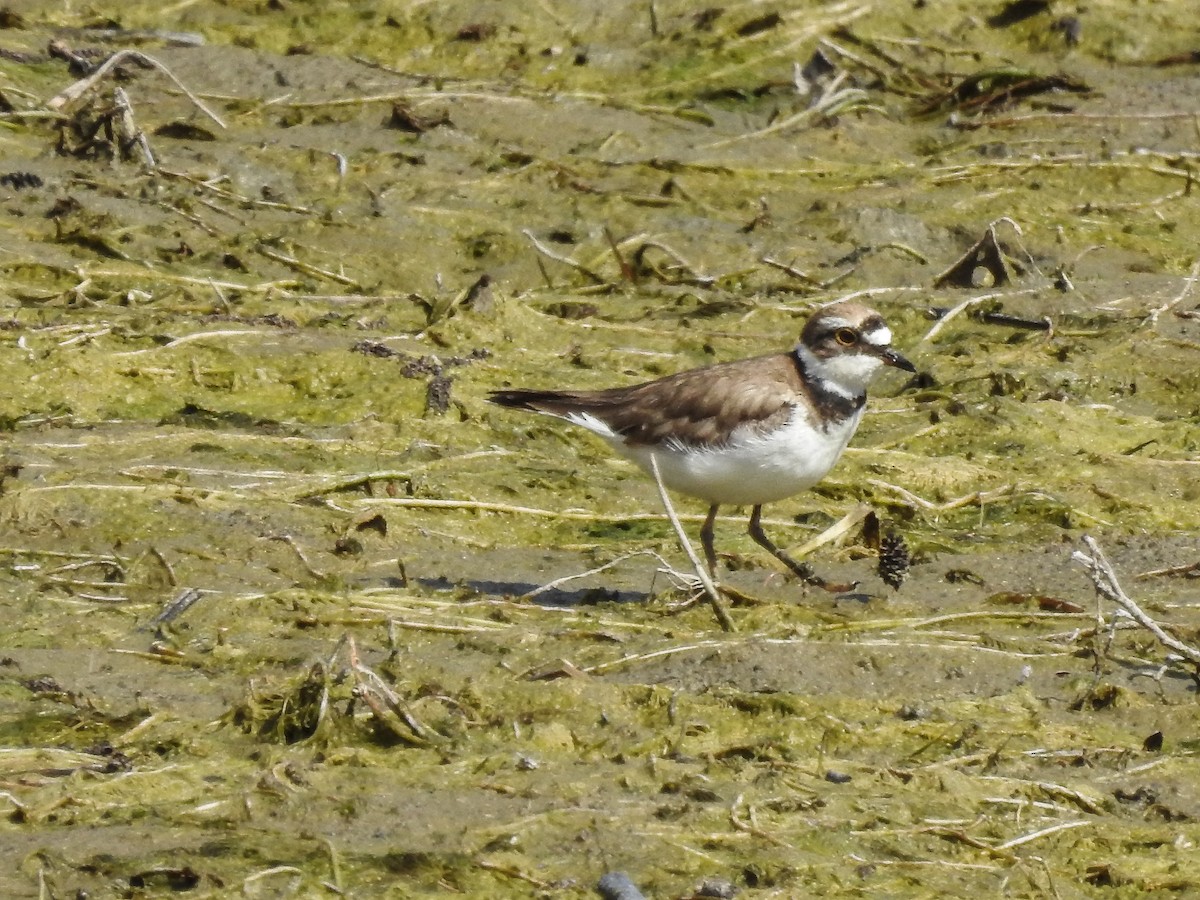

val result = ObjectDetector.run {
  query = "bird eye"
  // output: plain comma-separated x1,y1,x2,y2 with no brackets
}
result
834,328,857,346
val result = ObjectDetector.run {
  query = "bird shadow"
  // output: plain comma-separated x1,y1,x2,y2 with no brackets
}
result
412,574,653,607
397,574,874,608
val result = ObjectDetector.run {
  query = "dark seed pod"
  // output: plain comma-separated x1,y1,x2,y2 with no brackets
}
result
878,532,910,591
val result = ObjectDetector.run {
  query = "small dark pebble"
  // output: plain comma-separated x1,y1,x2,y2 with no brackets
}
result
82,741,133,772
696,877,738,898
824,770,852,784
333,536,363,556
385,101,451,133
398,348,491,379
128,867,200,891
354,514,387,536
986,0,1050,28
944,568,984,586
45,195,81,218
201,312,295,328
154,121,217,141
736,12,782,36
401,355,442,378
454,22,496,42
351,346,491,400
462,273,493,313
425,373,453,415
1113,785,1157,805
1051,15,1082,45
23,675,65,694
597,871,646,900
351,339,399,358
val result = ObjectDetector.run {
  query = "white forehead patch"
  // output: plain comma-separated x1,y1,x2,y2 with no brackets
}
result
862,325,892,346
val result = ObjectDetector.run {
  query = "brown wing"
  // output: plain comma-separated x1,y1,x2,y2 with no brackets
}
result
489,353,805,448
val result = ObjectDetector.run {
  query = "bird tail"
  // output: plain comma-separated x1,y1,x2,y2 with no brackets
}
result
487,389,568,412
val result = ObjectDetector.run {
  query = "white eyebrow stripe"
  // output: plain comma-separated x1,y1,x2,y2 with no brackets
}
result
862,326,892,346
821,316,853,330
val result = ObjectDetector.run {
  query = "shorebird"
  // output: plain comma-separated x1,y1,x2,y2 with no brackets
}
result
489,301,915,588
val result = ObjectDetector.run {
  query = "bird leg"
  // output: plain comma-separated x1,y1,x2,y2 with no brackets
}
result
747,505,853,593
647,453,734,631
700,504,721,577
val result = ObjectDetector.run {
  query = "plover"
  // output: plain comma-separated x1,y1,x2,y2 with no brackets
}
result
489,301,915,588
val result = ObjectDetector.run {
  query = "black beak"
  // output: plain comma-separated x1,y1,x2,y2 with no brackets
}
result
881,347,917,373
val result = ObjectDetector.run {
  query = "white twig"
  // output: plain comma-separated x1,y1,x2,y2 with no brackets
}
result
1147,259,1200,328
522,229,608,285
995,819,1092,851
648,453,734,632
524,550,675,599
47,50,227,129
920,292,999,343
988,215,1044,279
866,480,1016,512
1071,535,1200,666
786,503,871,558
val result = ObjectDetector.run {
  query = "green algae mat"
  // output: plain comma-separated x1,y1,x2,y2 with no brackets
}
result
0,1,1198,897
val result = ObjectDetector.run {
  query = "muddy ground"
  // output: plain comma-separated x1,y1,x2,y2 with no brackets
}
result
0,1,1198,897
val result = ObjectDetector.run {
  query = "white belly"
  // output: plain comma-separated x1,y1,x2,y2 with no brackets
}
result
610,407,864,506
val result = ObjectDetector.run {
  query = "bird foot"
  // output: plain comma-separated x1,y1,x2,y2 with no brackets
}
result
774,555,858,594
